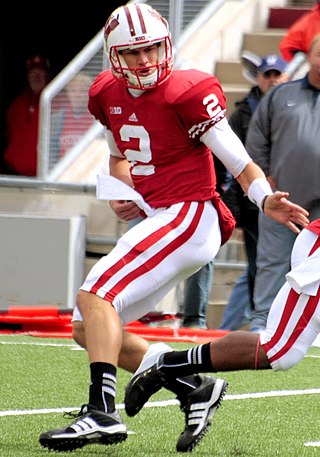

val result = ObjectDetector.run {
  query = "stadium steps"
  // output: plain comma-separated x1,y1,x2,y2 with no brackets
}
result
215,1,312,117
216,29,287,116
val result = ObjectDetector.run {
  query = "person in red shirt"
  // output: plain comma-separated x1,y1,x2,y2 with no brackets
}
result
1,55,51,176
39,4,309,454
280,0,320,62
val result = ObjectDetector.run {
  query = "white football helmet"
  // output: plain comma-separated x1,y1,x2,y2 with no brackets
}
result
104,3,174,90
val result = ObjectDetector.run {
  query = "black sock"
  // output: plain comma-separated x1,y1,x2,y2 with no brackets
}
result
89,362,117,413
158,343,213,378
163,374,202,400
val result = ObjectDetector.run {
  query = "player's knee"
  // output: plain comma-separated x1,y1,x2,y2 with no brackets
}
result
72,321,86,348
271,349,305,371
76,290,87,309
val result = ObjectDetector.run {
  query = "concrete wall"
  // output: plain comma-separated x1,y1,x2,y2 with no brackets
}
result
0,213,86,309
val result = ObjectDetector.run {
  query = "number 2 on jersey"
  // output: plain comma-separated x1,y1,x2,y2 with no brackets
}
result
119,124,155,176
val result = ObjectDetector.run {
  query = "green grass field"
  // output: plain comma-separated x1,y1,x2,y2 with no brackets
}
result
1,334,319,456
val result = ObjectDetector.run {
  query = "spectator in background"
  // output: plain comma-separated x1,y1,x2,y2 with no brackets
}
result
1,55,51,176
51,73,95,158
279,0,320,62
219,53,287,331
245,33,320,333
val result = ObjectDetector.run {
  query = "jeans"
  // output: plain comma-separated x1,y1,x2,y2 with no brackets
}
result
219,266,250,330
181,260,214,328
219,212,258,331
243,220,258,308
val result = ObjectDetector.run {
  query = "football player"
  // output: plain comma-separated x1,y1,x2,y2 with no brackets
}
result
39,3,309,453
124,219,320,438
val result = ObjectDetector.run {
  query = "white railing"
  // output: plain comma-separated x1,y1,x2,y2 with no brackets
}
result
38,29,107,179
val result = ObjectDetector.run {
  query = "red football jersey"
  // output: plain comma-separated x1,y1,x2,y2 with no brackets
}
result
88,69,227,208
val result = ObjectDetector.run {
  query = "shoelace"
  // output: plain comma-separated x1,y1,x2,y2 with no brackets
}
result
62,404,89,419
62,410,81,420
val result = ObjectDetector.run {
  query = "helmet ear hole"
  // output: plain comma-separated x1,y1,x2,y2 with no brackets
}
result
104,4,173,90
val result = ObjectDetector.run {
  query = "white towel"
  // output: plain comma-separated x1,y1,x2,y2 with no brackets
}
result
96,174,155,217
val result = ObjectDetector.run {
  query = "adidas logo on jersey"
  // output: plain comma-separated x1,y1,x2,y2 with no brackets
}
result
129,113,138,122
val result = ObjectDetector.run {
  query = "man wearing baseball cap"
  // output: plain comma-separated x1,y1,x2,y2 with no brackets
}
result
219,53,287,332
255,54,288,95
258,54,286,73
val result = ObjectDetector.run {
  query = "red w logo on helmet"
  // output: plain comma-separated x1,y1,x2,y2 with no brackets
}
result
104,17,119,40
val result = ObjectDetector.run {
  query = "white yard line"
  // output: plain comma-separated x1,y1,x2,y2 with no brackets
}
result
0,340,77,347
1,388,320,417
305,441,320,447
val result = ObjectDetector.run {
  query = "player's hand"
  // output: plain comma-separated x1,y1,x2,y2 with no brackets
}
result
264,192,309,234
109,200,141,222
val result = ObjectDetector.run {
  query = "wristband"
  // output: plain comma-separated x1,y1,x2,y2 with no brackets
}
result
247,178,273,212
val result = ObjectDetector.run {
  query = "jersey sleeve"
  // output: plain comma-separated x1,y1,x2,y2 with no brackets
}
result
105,130,122,158
88,71,112,130
201,118,251,177
168,72,227,141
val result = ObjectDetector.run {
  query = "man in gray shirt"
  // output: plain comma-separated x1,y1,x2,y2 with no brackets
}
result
246,33,320,332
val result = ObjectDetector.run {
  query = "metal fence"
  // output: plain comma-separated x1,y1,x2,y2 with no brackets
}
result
38,32,107,179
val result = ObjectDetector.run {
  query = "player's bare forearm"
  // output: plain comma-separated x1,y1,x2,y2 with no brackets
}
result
264,192,310,234
109,156,140,221
109,155,133,187
236,161,265,193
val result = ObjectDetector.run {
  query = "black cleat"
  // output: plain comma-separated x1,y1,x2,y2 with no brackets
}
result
124,364,166,417
39,404,127,452
176,376,228,453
